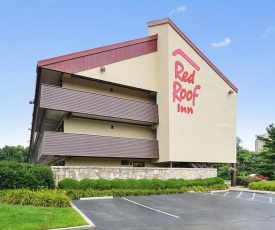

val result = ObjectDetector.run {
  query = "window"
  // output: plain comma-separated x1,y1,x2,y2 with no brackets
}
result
133,162,145,167
58,161,65,166
121,160,129,165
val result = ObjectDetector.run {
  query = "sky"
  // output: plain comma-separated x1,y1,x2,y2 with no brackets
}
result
0,0,274,151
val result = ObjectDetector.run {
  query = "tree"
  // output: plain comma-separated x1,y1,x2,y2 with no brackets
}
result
257,124,275,152
215,137,259,180
236,148,257,177
256,124,275,179
236,136,243,151
0,145,29,163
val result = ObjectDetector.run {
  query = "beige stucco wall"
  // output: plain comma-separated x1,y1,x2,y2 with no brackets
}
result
149,24,170,162
62,76,155,103
75,52,158,92
64,117,156,140
149,22,237,163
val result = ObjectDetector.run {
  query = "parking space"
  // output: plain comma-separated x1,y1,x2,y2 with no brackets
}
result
72,192,275,230
211,190,275,204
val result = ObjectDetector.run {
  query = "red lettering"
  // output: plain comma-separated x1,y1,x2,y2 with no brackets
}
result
173,81,201,106
180,88,186,100
187,107,193,114
186,90,193,101
188,70,195,84
172,49,201,115
192,85,201,106
177,104,194,114
175,61,184,81
173,81,182,102
181,105,186,113
175,61,196,84
182,71,188,82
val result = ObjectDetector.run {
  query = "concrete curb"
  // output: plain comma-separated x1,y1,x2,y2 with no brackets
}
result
210,189,229,193
49,202,96,230
49,225,95,230
80,196,113,200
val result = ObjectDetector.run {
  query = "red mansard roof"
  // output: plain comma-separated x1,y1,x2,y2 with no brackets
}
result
38,35,158,73
148,18,238,93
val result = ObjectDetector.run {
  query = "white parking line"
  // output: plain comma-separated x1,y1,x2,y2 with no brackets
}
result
237,192,242,198
209,192,275,205
122,197,180,218
223,192,229,196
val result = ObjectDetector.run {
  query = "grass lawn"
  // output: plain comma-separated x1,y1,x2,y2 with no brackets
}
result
0,203,88,230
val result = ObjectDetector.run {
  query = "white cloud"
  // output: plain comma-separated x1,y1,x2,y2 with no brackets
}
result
211,38,231,47
262,27,275,38
169,5,187,15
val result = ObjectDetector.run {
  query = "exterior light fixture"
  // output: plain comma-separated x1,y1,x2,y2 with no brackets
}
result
100,66,106,72
29,100,34,104
228,90,234,94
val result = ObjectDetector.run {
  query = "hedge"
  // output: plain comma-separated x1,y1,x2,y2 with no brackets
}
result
236,176,262,187
64,183,229,199
249,181,275,191
0,189,70,207
0,161,54,189
58,177,225,190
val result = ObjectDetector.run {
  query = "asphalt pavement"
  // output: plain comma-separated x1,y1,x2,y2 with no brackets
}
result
71,189,275,230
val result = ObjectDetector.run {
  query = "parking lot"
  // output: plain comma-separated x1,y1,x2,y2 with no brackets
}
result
72,191,275,230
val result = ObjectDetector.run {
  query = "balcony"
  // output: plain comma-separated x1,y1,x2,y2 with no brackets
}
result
35,132,159,164
40,84,159,125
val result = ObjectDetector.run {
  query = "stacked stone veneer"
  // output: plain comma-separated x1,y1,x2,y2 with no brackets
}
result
51,166,217,187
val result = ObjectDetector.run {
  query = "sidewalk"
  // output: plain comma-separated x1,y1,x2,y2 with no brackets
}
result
229,186,275,194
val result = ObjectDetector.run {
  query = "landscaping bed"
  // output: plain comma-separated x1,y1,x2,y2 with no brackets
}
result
249,181,275,191
0,176,228,229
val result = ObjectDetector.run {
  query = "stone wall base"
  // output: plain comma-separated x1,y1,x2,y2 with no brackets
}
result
51,166,217,187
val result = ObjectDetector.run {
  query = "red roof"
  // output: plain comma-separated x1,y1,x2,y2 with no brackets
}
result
38,35,158,73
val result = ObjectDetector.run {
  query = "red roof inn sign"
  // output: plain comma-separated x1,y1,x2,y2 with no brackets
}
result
172,48,201,114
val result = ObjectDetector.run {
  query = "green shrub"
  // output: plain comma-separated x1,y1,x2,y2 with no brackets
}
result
177,179,187,187
138,179,152,189
125,178,140,189
0,161,54,189
58,179,79,189
151,179,165,189
241,176,261,187
79,179,97,190
164,179,181,188
58,177,226,192
0,189,71,207
192,179,207,186
236,176,245,185
249,181,275,191
110,179,128,189
209,183,229,190
96,179,111,190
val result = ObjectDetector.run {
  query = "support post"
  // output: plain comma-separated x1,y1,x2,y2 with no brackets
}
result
231,163,236,187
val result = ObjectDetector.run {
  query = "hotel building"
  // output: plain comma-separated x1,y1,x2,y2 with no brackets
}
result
29,18,237,168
